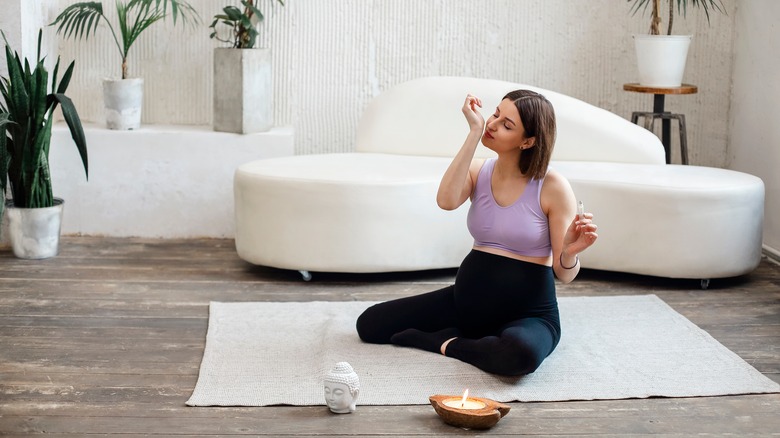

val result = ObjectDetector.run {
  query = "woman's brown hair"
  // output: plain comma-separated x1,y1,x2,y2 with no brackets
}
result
504,90,557,180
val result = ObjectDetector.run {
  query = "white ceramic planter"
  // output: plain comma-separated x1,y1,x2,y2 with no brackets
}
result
5,198,64,259
633,35,692,87
213,48,273,134
103,78,144,130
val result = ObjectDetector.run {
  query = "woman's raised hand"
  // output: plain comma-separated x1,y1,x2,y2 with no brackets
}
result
563,212,598,257
462,94,485,132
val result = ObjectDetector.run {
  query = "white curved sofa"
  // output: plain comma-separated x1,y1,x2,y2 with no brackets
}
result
234,77,764,283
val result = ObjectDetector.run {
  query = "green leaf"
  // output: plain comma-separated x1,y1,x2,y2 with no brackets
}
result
143,0,201,26
26,116,54,208
127,13,166,54
628,0,651,17
30,60,49,131
6,47,30,120
36,29,42,61
51,2,104,40
0,113,10,197
628,0,726,23
238,15,253,29
115,0,199,66
0,111,11,129
56,58,75,95
117,0,130,53
245,1,265,24
224,6,244,21
51,56,61,95
52,93,88,180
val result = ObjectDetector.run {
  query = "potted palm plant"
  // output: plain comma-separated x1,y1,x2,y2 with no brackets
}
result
1,30,88,259
628,0,726,87
209,0,284,134
51,0,200,130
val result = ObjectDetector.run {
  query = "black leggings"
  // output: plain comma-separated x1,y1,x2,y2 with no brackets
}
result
356,250,560,376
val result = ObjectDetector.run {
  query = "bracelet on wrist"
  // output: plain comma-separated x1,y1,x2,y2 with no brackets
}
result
560,253,579,270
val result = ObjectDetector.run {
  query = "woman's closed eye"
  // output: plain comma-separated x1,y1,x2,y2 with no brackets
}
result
491,113,512,130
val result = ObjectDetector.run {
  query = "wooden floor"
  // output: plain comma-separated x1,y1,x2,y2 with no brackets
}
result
1,237,779,437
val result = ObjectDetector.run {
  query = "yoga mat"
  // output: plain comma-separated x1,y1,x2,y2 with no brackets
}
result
187,295,779,406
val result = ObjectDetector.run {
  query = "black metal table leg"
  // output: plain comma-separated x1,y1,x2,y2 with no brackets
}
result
624,83,697,166
653,94,671,164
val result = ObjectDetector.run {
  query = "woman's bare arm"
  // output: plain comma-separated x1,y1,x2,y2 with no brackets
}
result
543,170,598,283
437,95,485,210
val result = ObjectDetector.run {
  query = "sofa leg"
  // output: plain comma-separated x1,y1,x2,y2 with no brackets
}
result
299,270,313,282
700,279,710,290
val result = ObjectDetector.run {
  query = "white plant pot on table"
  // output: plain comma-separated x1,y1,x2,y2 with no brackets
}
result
103,78,143,130
633,35,692,87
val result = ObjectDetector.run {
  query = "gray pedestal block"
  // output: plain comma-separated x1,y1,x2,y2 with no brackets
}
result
213,48,273,134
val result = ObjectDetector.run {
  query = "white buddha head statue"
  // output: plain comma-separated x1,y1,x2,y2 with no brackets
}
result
324,361,360,414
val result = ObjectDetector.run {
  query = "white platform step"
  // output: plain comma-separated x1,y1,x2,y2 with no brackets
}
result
45,123,295,238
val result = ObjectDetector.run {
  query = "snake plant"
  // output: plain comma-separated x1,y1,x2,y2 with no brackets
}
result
628,0,726,35
210,0,285,49
52,0,200,79
0,29,88,223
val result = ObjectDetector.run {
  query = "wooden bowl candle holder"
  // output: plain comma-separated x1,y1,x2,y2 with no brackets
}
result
429,391,511,430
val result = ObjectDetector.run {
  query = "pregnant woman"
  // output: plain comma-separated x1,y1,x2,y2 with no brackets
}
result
356,90,598,376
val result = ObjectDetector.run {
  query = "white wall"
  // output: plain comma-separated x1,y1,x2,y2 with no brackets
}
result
0,0,59,74
729,0,780,255
54,0,736,166
0,0,23,79
19,0,60,62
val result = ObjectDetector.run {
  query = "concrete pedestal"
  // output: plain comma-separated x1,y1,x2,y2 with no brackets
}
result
213,48,273,134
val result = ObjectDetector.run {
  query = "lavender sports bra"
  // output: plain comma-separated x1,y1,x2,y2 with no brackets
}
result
466,158,552,258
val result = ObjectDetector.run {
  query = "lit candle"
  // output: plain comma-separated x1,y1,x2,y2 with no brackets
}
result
442,389,486,410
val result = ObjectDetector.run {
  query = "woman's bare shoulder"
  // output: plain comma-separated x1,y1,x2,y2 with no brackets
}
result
469,158,488,176
541,168,571,190
540,168,575,209
471,157,488,168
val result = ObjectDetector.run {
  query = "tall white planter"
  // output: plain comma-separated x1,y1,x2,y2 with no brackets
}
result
5,198,64,259
213,48,273,134
103,78,144,130
633,35,692,87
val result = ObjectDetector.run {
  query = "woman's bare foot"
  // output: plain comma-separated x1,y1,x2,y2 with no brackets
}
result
390,327,461,354
440,337,457,355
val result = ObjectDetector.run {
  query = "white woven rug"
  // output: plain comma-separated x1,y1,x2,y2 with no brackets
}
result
186,295,779,406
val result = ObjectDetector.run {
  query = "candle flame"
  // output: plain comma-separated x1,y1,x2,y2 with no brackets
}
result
461,388,469,408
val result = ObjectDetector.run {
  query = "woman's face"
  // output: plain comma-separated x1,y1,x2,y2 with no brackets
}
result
481,98,531,153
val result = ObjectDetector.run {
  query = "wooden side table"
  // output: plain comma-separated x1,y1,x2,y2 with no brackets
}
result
623,83,698,164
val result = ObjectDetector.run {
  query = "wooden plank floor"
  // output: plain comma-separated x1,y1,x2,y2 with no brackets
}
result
1,236,779,437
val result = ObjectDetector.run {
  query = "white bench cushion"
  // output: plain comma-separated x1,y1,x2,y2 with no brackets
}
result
234,153,472,272
235,153,764,279
555,161,764,278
